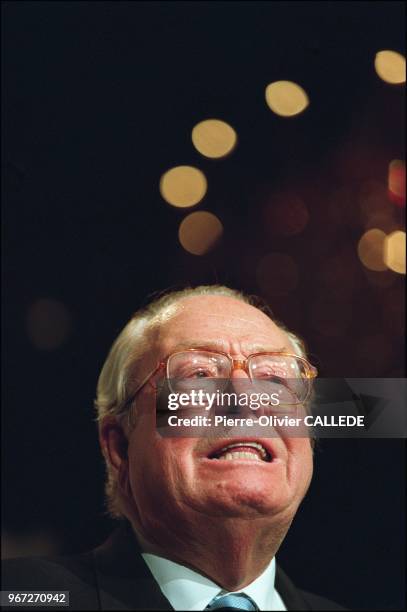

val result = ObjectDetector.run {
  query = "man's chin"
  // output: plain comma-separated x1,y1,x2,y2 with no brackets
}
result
196,460,289,506
193,486,293,520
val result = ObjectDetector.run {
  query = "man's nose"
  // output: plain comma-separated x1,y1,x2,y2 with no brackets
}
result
230,358,250,378
230,367,250,379
228,362,251,399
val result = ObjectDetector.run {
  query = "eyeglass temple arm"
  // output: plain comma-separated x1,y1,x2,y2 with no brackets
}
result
117,362,166,417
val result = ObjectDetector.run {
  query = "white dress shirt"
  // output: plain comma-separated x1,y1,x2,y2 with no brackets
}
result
142,552,287,611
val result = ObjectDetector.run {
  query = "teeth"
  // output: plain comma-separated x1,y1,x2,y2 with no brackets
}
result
219,451,262,461
218,442,268,460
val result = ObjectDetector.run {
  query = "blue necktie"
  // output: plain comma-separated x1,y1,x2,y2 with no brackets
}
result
206,592,259,611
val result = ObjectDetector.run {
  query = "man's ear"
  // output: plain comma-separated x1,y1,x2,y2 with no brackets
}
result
99,416,129,473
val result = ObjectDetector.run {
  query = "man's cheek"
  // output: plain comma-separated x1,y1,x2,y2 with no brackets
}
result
288,442,313,484
299,452,314,493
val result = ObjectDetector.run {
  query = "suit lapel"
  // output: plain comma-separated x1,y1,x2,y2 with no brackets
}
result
275,564,311,611
92,522,172,610
92,521,312,611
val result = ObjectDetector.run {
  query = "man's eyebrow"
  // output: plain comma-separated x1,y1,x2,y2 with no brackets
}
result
170,340,288,353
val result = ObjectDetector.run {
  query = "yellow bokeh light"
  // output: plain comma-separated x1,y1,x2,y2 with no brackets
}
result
192,119,237,159
357,229,387,272
160,166,207,207
178,211,223,255
374,50,406,84
384,230,406,274
265,81,309,117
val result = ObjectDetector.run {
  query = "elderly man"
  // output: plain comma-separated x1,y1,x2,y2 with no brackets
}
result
2,286,345,610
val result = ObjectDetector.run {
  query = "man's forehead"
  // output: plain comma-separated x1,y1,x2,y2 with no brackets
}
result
154,295,275,327
147,295,289,350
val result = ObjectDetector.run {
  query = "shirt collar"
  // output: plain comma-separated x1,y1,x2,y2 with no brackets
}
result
142,552,283,611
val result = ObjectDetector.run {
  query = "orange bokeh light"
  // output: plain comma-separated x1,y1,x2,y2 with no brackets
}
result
388,160,405,207
178,211,223,255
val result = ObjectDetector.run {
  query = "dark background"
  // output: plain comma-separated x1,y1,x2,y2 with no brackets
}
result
2,2,405,610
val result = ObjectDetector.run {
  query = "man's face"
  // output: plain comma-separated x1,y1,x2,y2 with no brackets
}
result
124,296,313,532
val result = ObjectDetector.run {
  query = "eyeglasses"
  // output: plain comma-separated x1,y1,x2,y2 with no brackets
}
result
117,349,318,416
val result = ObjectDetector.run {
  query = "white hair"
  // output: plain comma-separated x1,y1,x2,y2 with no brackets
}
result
95,285,308,517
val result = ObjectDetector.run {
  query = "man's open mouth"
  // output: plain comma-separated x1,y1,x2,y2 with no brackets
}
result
208,441,272,462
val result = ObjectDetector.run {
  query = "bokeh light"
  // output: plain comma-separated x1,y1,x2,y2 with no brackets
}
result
265,81,309,117
384,230,406,274
263,193,309,236
388,160,406,206
256,253,299,296
192,119,237,159
357,229,387,272
160,166,207,207
178,211,223,255
358,180,399,232
26,299,72,350
374,50,406,84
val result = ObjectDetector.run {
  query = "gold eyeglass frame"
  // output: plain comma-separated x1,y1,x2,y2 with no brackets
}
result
116,348,318,419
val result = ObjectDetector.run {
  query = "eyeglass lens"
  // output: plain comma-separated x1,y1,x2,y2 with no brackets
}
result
167,351,311,404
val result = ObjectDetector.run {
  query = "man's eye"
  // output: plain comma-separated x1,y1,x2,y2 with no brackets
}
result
187,368,214,378
174,364,217,378
255,368,287,378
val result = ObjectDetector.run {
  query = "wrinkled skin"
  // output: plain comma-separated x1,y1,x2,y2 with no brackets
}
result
101,296,313,590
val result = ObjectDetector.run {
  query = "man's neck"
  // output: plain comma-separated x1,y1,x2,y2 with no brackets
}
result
130,515,291,591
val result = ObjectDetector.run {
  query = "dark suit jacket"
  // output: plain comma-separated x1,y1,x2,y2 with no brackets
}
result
1,521,346,610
